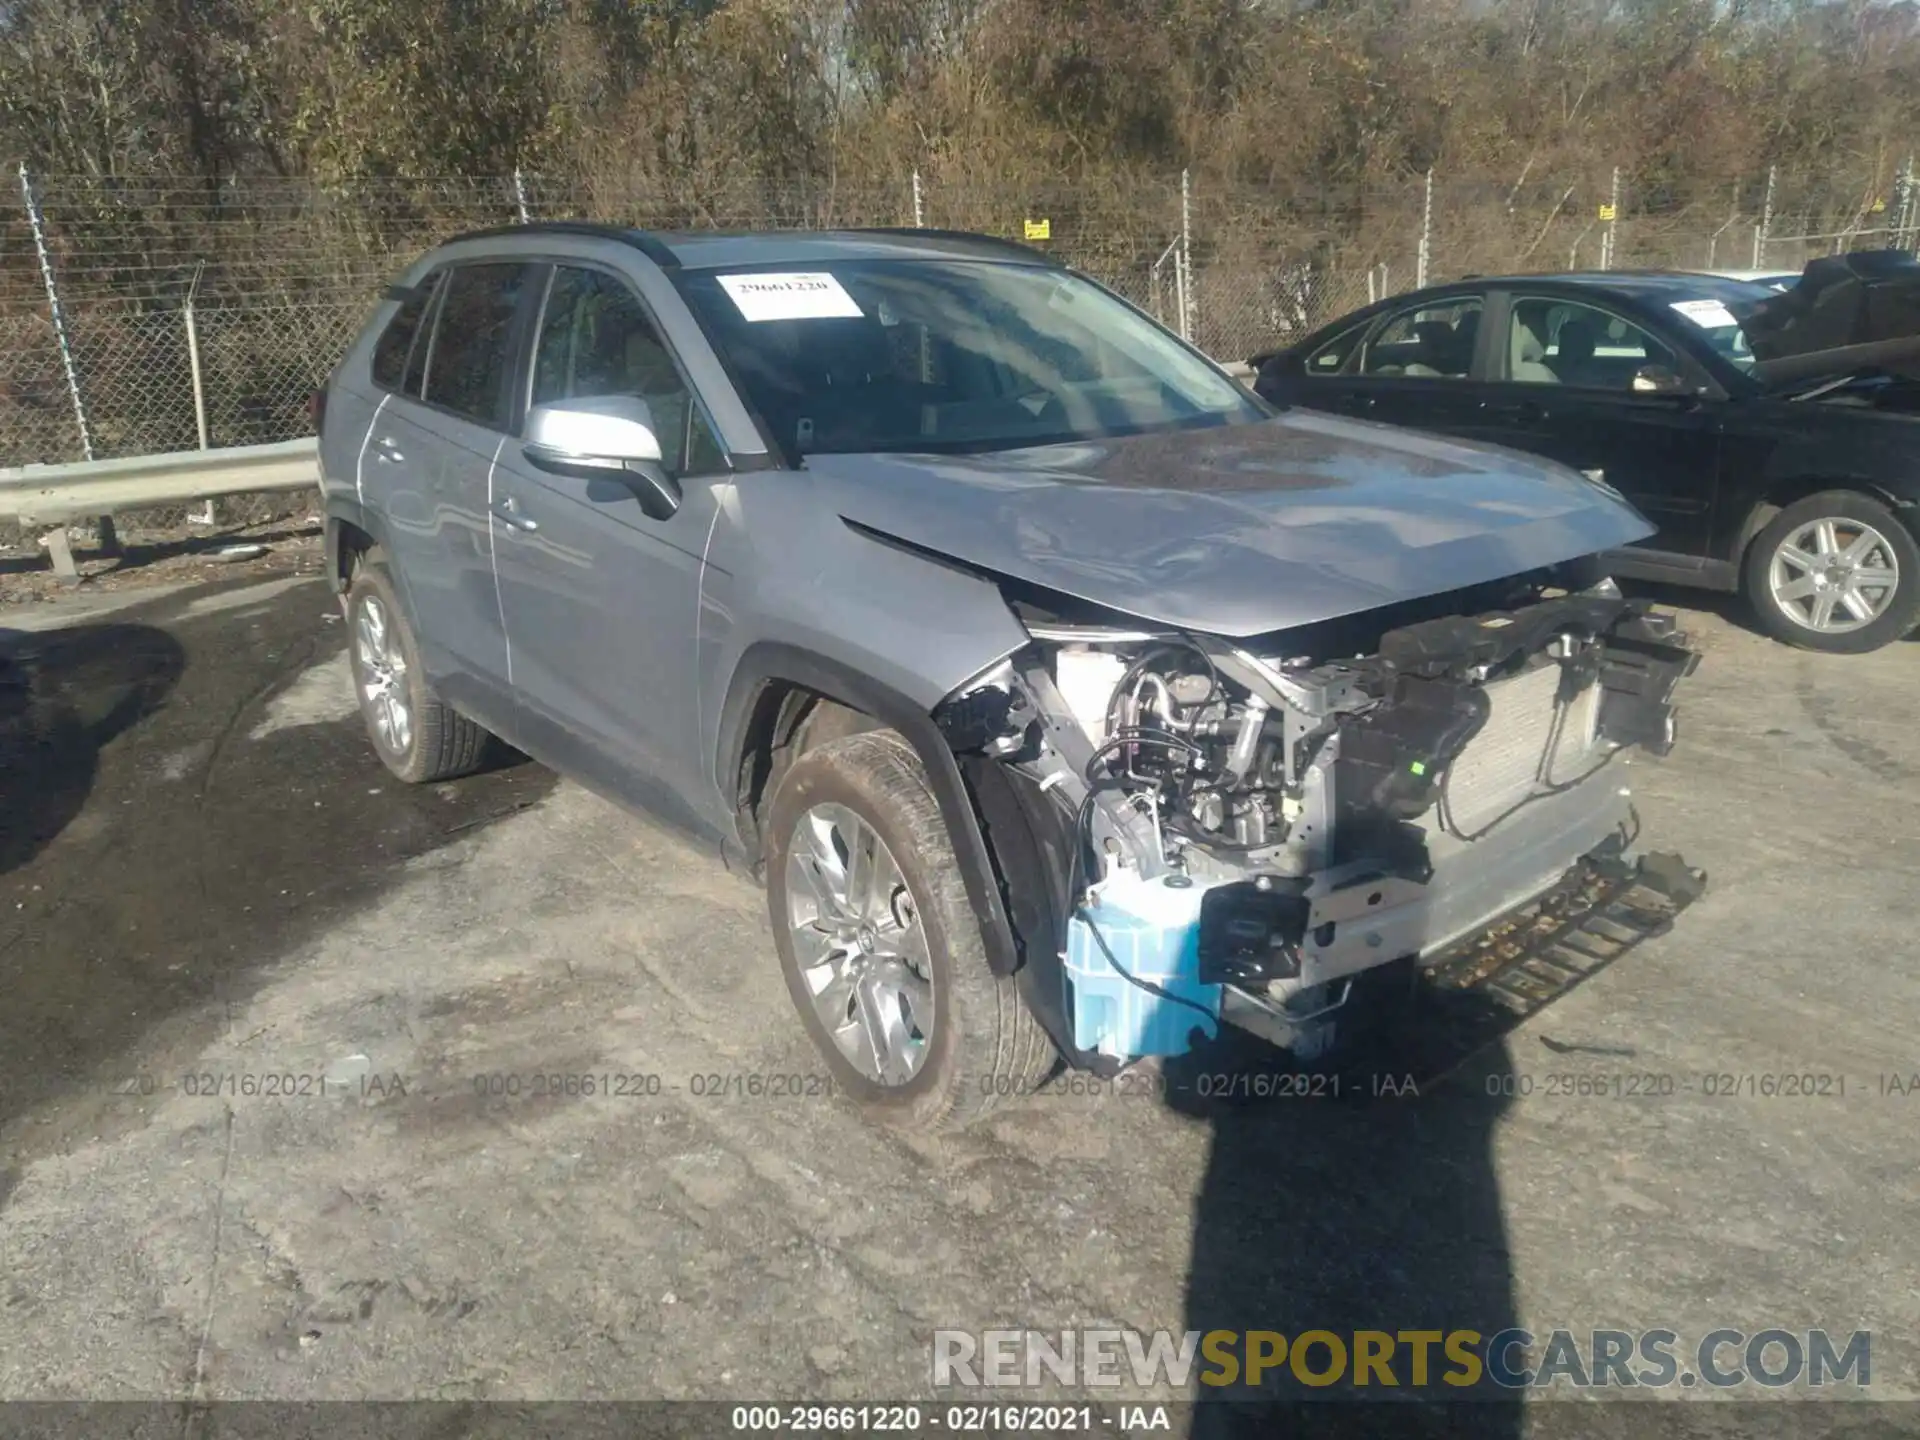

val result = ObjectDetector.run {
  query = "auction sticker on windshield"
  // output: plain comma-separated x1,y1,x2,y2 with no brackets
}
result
717,272,864,322
1671,297,1740,329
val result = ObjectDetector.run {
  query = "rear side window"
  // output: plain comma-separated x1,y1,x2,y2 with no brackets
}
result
370,275,440,393
402,293,437,398
1361,297,1482,379
423,263,533,426
1305,322,1366,375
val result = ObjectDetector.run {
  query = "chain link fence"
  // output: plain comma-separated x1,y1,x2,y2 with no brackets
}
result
3,161,1917,542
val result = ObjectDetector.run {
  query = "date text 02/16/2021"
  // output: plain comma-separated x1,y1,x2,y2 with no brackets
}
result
726,1405,1167,1434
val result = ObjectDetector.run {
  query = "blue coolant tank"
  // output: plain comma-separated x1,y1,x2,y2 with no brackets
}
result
1064,872,1222,1059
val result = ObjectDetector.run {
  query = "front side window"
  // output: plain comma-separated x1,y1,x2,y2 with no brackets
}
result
422,263,533,426
1360,298,1482,379
1663,285,1774,372
371,274,440,394
531,266,723,474
1506,298,1676,389
673,260,1265,457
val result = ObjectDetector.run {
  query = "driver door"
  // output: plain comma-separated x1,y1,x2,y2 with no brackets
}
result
1480,294,1723,559
489,263,733,809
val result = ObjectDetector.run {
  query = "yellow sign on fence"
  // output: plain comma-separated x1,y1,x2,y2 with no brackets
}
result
1598,203,1617,221
1023,218,1052,241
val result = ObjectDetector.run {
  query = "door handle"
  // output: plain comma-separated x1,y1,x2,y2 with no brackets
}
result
1479,399,1546,422
491,496,538,533
371,436,404,463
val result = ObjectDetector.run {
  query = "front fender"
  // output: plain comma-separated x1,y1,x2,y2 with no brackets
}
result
713,643,1022,977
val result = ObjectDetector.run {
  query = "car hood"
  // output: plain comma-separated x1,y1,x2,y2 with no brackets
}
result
802,411,1654,637
1744,250,1920,388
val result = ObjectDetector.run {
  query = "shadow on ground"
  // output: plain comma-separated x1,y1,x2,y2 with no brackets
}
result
1164,982,1522,1438
0,578,556,1170
0,623,185,874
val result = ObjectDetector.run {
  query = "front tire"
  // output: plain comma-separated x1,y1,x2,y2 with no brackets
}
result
345,556,491,783
764,730,1055,1131
1744,491,1920,654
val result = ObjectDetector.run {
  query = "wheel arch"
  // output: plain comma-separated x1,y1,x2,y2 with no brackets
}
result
324,497,401,596
326,515,377,596
1734,476,1920,563
715,643,1022,978
324,501,435,655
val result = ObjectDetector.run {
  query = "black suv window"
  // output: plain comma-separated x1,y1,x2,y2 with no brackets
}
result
532,265,724,474
1304,321,1367,375
422,263,532,426
1361,297,1482,379
1506,297,1676,390
370,274,441,394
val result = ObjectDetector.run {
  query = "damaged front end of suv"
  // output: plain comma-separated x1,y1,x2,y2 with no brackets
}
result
677,245,1713,1105
934,564,1701,1076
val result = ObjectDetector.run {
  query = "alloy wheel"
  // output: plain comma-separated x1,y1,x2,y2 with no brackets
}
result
783,802,934,1085
1767,518,1901,635
354,593,413,755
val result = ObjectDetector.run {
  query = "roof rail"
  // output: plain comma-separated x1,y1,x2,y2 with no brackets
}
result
446,220,681,269
852,227,1058,264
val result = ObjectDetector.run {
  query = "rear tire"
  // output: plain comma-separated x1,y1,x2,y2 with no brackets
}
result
1744,491,1920,654
764,730,1055,1131
345,555,491,783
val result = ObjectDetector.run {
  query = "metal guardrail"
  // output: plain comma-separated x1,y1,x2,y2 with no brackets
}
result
4,361,1258,585
0,436,319,581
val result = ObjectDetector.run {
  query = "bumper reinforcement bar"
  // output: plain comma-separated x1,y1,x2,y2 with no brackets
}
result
1342,844,1709,1094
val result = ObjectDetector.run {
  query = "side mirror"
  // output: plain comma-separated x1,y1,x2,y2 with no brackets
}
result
1632,364,1690,396
523,396,681,520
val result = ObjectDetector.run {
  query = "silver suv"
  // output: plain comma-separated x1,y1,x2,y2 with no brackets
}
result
319,224,1700,1129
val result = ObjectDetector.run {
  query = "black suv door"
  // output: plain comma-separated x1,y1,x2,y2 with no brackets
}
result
1290,293,1493,437
1478,292,1724,561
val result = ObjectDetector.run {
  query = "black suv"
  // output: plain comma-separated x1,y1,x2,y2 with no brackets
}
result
1255,251,1920,652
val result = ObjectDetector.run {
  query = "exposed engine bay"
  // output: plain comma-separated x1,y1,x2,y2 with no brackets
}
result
938,565,1699,1069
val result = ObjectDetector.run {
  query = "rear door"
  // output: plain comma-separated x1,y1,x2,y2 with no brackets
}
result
1479,292,1723,559
1289,293,1495,437
370,260,535,687
352,272,438,584
324,275,436,515
490,262,733,810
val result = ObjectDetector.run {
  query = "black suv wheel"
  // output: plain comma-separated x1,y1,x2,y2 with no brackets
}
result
1745,491,1920,653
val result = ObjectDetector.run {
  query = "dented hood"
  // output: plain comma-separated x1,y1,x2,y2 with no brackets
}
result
803,411,1653,638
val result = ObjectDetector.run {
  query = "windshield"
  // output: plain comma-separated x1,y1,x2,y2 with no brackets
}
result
1664,281,1779,373
674,259,1264,457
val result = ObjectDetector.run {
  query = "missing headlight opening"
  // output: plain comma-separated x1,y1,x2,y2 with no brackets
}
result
936,568,1702,1072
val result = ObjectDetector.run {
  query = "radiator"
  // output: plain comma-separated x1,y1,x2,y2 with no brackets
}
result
1442,661,1603,834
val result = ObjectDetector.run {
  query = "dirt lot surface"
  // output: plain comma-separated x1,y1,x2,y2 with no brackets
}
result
1,575,1916,1436
0,513,325,608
